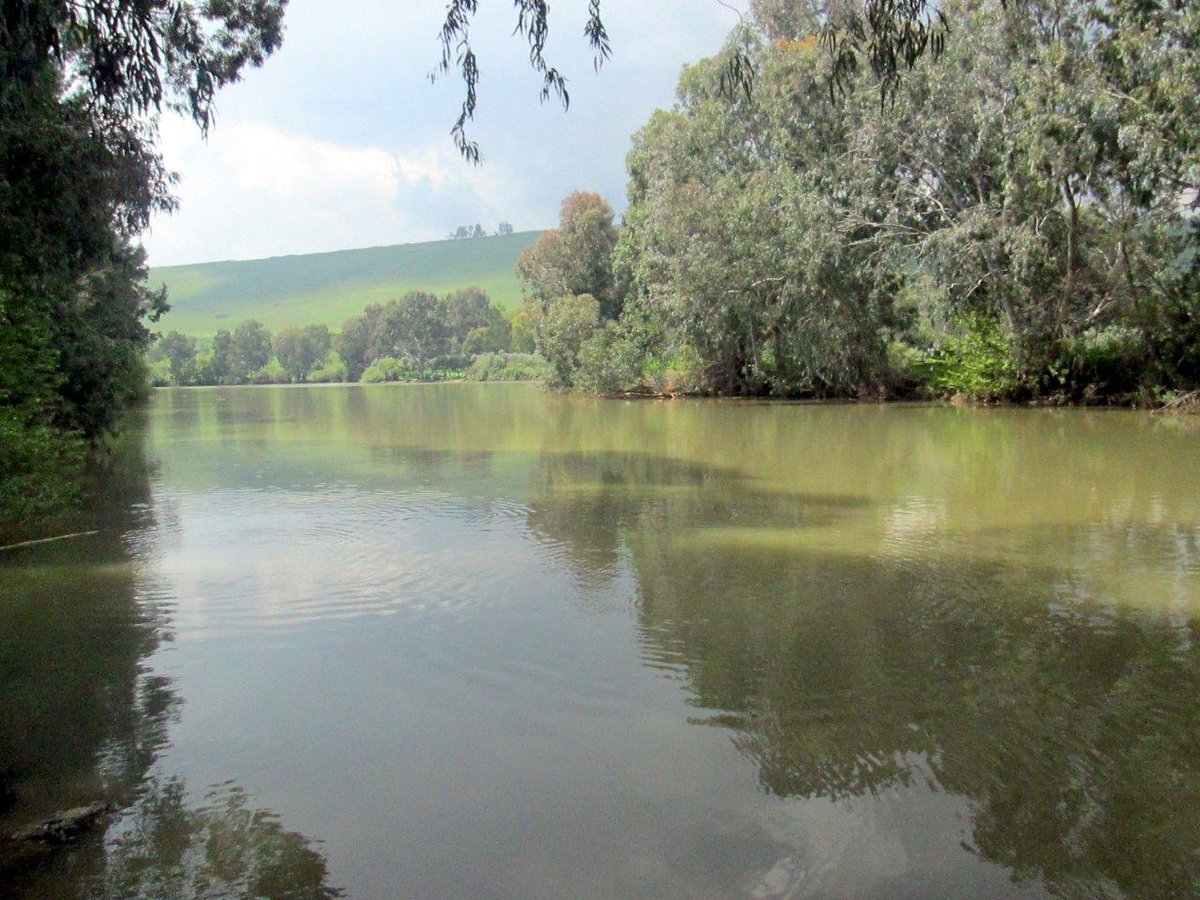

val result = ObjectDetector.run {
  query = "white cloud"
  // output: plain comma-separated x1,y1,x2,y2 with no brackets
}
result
145,119,528,265
140,0,749,266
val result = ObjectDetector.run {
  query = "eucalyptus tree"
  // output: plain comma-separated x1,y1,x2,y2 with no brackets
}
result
302,325,334,377
378,292,452,380
516,192,621,318
536,293,601,387
442,287,501,352
840,0,1200,393
615,38,898,396
607,0,1198,400
230,320,273,383
209,330,235,385
336,306,386,383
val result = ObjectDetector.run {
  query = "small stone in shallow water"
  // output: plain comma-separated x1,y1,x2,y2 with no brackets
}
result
750,854,806,899
9,803,111,845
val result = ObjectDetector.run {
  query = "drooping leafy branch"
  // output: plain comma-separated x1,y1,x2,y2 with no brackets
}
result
1,1,287,132
433,0,610,163
825,0,949,100
432,0,957,159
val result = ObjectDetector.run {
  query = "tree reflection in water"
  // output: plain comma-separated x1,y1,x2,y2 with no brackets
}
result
94,778,341,900
526,449,1200,899
0,416,341,899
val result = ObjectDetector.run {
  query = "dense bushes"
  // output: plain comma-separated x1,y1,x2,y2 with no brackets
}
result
360,357,409,384
911,317,1022,402
0,410,84,533
468,353,551,382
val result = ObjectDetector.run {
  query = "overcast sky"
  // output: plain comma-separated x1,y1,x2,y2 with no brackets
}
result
142,0,746,267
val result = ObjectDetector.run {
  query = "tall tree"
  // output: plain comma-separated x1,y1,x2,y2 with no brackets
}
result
336,307,386,383
536,293,601,387
384,292,450,379
230,320,272,382
603,0,1198,400
274,324,331,383
209,330,235,385
516,191,621,318
442,287,503,353
159,332,198,385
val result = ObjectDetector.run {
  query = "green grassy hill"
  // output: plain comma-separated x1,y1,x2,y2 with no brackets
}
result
148,231,540,338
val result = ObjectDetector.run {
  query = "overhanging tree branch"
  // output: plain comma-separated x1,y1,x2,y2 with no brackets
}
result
433,0,610,163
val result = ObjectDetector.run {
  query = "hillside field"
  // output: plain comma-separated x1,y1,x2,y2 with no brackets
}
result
148,231,540,338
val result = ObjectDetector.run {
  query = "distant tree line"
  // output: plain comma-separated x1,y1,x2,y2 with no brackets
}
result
449,222,515,240
523,0,1199,404
150,287,548,387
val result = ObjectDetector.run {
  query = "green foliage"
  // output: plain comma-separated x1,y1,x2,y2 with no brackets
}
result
146,356,172,388
335,287,511,383
0,408,84,537
911,316,1021,401
333,311,377,383
615,53,896,397
516,193,621,319
466,353,552,382
508,306,537,353
376,291,447,379
443,287,508,355
1049,325,1153,402
154,288,520,387
307,351,348,384
272,328,304,382
360,357,409,384
249,358,290,385
4,2,285,136
52,248,163,436
0,0,275,528
462,319,512,355
0,84,168,446
604,0,1200,402
274,324,331,383
210,330,235,383
574,321,647,394
230,320,272,382
159,332,198,384
535,294,601,388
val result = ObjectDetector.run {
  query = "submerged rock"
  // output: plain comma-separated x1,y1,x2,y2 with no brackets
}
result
8,802,111,845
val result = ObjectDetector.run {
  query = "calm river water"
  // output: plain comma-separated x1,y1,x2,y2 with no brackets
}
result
2,384,1198,898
